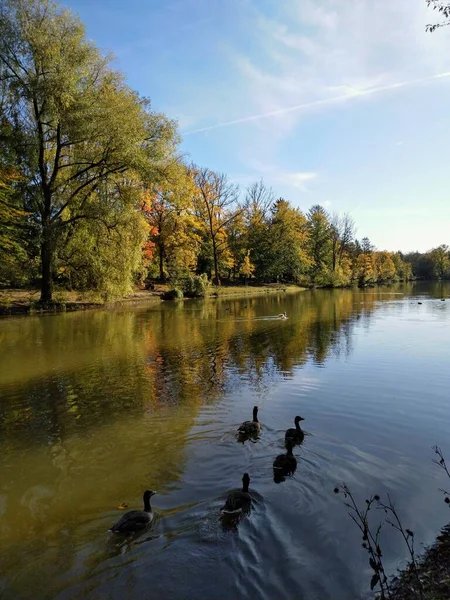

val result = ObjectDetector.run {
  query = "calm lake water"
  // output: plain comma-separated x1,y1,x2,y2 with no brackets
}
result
1,282,450,600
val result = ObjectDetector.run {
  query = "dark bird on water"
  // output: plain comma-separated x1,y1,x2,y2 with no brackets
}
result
238,406,260,436
220,473,252,515
108,490,156,534
285,415,305,445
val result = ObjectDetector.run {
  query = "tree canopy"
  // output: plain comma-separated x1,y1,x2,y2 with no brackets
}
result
0,0,447,298
0,0,179,300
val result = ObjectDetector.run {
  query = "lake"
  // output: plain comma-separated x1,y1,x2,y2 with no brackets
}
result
1,282,449,600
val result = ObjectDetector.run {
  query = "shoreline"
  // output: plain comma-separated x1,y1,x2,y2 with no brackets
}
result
390,523,450,599
0,284,304,317
1,279,433,317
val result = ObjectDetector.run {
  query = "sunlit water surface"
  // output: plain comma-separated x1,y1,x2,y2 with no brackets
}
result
1,282,450,600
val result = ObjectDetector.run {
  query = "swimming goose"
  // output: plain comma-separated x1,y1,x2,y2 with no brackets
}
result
279,312,287,319
238,406,260,436
220,473,252,515
108,490,156,534
273,440,297,476
285,415,305,445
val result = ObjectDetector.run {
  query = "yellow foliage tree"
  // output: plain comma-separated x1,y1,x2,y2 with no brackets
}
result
240,252,255,283
377,252,397,282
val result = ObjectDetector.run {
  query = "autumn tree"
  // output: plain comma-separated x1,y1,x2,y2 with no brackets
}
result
240,251,255,284
193,167,240,285
144,164,199,282
354,253,377,286
376,252,397,282
0,0,179,301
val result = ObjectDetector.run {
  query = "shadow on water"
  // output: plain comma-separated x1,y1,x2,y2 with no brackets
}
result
0,282,450,599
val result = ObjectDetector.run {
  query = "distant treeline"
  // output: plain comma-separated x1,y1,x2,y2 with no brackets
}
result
403,247,450,281
0,0,448,301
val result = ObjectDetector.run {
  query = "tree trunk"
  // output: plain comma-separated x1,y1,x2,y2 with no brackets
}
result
40,229,53,302
212,237,220,285
159,244,165,281
332,238,338,271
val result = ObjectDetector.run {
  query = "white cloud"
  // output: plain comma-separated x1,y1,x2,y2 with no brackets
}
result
229,170,317,192
183,71,450,135
282,172,318,190
183,0,450,142
238,159,318,192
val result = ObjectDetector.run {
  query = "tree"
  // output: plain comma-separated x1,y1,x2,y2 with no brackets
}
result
307,205,332,283
429,244,450,279
425,1,450,32
354,253,377,286
392,252,412,281
376,252,397,282
404,251,434,279
244,180,274,218
193,167,240,285
226,211,247,280
330,213,356,271
240,251,255,284
361,237,375,255
60,184,149,297
243,181,272,281
0,0,178,301
144,164,199,282
0,166,31,284
264,198,310,282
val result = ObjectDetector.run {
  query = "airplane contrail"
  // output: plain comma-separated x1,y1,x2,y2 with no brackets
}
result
183,71,450,135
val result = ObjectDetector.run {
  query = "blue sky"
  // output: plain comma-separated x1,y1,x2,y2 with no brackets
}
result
66,0,450,252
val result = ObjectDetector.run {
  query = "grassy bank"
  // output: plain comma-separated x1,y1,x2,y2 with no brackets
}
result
207,283,302,297
0,284,303,316
390,523,450,599
0,288,162,316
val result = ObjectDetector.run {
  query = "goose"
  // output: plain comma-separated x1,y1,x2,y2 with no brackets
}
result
238,406,260,436
285,415,305,445
108,490,156,534
278,312,287,319
220,473,252,515
273,440,297,475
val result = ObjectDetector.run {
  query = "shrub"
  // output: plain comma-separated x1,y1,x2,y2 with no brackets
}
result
193,273,209,297
180,274,209,298
162,288,183,300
